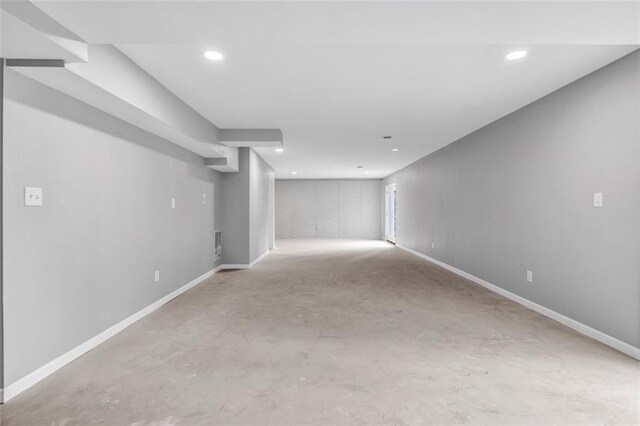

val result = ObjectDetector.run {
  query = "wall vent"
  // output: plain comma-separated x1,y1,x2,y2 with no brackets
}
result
214,230,222,261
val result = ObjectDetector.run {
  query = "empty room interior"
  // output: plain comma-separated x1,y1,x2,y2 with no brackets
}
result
0,0,639,424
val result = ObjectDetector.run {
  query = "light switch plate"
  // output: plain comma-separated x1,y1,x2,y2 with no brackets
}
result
526,270,533,283
171,198,176,209
25,187,43,206
593,192,603,208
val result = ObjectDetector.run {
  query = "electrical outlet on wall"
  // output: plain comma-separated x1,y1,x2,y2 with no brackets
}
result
25,186,43,206
432,242,435,249
526,270,533,283
171,198,176,209
593,192,603,207
202,193,206,204
155,270,160,282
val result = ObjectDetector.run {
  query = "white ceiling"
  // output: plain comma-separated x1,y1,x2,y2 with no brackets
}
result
30,1,640,179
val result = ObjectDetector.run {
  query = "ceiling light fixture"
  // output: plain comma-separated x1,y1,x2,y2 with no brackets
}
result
275,148,284,153
204,50,224,61
364,171,370,175
391,148,399,152
292,171,298,175
505,50,527,61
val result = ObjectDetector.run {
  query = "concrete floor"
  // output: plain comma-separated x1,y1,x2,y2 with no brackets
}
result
2,239,639,425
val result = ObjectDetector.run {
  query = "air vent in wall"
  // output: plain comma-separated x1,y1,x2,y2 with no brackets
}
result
214,230,222,261
381,136,392,140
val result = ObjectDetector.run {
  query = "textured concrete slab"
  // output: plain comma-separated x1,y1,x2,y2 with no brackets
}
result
3,239,639,425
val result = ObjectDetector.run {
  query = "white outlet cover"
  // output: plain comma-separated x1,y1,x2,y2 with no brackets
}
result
593,192,603,208
432,242,435,249
171,198,176,209
202,193,206,204
25,187,43,206
155,270,160,282
526,270,533,283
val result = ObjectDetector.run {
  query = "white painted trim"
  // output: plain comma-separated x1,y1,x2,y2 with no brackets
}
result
1,266,222,403
221,264,251,270
250,250,270,267
222,249,270,270
397,245,640,361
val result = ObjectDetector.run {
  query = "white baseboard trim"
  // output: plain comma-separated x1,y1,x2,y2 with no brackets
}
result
250,250,270,267
222,249,270,270
1,265,222,403
397,245,640,361
221,264,251,269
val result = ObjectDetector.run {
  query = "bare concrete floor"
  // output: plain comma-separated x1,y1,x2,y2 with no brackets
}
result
2,239,639,425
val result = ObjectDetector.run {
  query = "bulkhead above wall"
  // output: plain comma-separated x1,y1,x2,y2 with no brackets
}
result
1,1,283,174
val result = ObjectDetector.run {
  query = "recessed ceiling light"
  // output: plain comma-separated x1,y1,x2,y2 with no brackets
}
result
292,171,297,175
391,148,399,152
204,51,224,61
275,148,284,153
364,171,370,175
505,50,527,61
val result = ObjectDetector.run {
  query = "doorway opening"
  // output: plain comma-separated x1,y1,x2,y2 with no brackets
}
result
385,183,397,244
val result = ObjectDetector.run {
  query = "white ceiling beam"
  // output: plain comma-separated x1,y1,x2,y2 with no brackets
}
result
205,154,240,173
10,61,229,159
65,44,223,153
8,44,241,166
220,129,284,148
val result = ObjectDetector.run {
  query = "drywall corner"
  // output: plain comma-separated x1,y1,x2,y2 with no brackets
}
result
221,148,274,266
221,147,251,265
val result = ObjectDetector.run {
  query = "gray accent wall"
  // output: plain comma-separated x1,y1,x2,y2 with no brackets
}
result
384,50,640,349
221,148,251,265
276,180,383,239
221,147,274,265
2,70,223,386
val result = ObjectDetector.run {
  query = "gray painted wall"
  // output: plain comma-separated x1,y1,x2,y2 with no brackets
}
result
276,180,383,239
384,50,640,348
3,70,223,386
221,147,274,265
221,148,251,265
